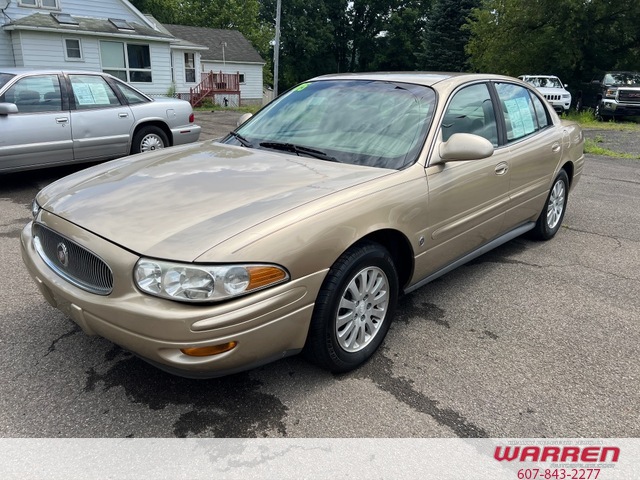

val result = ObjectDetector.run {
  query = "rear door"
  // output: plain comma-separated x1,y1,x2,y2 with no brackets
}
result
67,74,134,161
0,74,72,171
493,82,562,229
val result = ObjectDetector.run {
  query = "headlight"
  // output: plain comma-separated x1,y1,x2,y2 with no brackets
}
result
31,198,41,218
605,88,617,98
134,259,289,302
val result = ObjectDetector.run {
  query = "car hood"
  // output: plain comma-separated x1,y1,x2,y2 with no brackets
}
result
37,143,391,261
536,87,569,95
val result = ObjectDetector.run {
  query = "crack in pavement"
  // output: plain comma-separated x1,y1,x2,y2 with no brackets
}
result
348,348,489,438
562,225,625,248
43,324,81,357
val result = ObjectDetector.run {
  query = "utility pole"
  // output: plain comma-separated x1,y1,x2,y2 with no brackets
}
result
273,0,281,97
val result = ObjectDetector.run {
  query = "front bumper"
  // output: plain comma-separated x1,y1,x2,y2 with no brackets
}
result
171,124,202,146
601,100,640,117
21,213,325,378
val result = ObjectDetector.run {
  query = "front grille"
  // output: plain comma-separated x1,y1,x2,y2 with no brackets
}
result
618,89,640,104
33,223,113,295
544,94,561,101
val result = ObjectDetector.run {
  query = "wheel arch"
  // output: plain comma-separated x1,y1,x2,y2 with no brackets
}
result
132,121,173,147
351,229,414,291
560,161,574,187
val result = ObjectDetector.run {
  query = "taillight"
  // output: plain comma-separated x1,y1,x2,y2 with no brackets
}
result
189,113,195,123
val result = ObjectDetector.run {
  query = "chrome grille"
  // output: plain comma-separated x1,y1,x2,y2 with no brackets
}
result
544,94,561,101
33,223,113,295
618,89,640,104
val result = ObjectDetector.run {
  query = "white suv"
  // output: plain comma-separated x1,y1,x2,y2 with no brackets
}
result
519,75,572,114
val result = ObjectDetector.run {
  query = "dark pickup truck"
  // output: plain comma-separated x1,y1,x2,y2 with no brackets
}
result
575,71,640,120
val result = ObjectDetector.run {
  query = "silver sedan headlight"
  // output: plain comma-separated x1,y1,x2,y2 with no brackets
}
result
134,259,289,302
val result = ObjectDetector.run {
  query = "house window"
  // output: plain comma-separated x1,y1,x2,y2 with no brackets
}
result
100,41,152,83
184,53,195,83
19,0,60,9
64,38,82,61
239,73,245,84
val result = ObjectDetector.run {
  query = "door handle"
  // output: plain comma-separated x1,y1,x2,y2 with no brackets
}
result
119,113,129,118
55,117,68,124
552,142,561,153
494,161,508,175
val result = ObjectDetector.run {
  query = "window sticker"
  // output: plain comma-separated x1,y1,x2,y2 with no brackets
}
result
504,97,535,139
294,82,310,92
73,83,94,105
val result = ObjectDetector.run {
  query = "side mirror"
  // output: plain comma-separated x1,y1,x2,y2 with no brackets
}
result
564,84,569,88
435,133,494,164
237,112,253,127
0,102,18,115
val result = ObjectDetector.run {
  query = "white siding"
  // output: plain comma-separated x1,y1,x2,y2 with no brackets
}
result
2,0,152,27
7,31,173,95
0,31,15,67
201,61,263,101
0,0,156,69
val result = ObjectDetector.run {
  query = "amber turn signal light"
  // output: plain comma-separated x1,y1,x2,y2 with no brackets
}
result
247,266,287,290
181,341,238,357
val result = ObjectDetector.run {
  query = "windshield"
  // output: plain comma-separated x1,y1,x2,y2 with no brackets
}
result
227,79,436,169
0,73,16,92
525,77,563,88
604,73,640,86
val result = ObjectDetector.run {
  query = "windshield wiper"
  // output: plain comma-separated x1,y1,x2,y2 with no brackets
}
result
228,131,254,148
259,141,339,162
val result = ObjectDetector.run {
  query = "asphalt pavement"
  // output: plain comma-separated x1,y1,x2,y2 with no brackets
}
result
0,115,638,438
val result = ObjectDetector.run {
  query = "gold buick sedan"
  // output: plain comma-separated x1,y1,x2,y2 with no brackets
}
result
21,73,584,378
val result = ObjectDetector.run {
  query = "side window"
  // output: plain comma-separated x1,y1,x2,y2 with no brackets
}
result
441,83,498,146
69,75,121,109
112,81,149,105
495,83,538,142
0,75,62,113
531,94,550,129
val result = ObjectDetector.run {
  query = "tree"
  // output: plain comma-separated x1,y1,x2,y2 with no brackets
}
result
370,0,431,71
130,0,273,80
421,0,480,71
465,0,640,86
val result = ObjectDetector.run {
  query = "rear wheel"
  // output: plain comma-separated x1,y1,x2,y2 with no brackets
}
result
529,170,569,241
131,126,169,154
303,241,398,372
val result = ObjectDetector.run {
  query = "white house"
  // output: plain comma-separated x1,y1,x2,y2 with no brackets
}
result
0,0,264,104
162,24,265,106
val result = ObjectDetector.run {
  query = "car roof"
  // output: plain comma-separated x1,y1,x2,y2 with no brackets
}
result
520,75,560,78
309,71,519,87
0,68,112,76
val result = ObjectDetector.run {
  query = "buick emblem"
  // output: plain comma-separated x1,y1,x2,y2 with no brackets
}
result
56,242,69,268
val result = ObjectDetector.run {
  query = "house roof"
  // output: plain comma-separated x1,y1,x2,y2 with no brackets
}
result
163,24,264,64
3,12,174,42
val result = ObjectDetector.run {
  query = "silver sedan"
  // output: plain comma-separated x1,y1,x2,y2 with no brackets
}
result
0,69,201,173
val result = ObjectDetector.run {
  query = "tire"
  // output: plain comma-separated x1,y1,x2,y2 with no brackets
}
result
131,126,169,154
574,97,582,113
303,241,399,372
594,101,610,122
529,170,569,241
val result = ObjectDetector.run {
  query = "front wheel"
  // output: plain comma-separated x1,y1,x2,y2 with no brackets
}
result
529,170,569,241
131,126,169,154
303,241,399,372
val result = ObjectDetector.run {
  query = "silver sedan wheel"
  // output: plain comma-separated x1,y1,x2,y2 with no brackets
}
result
140,134,165,152
335,266,389,353
546,178,566,230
